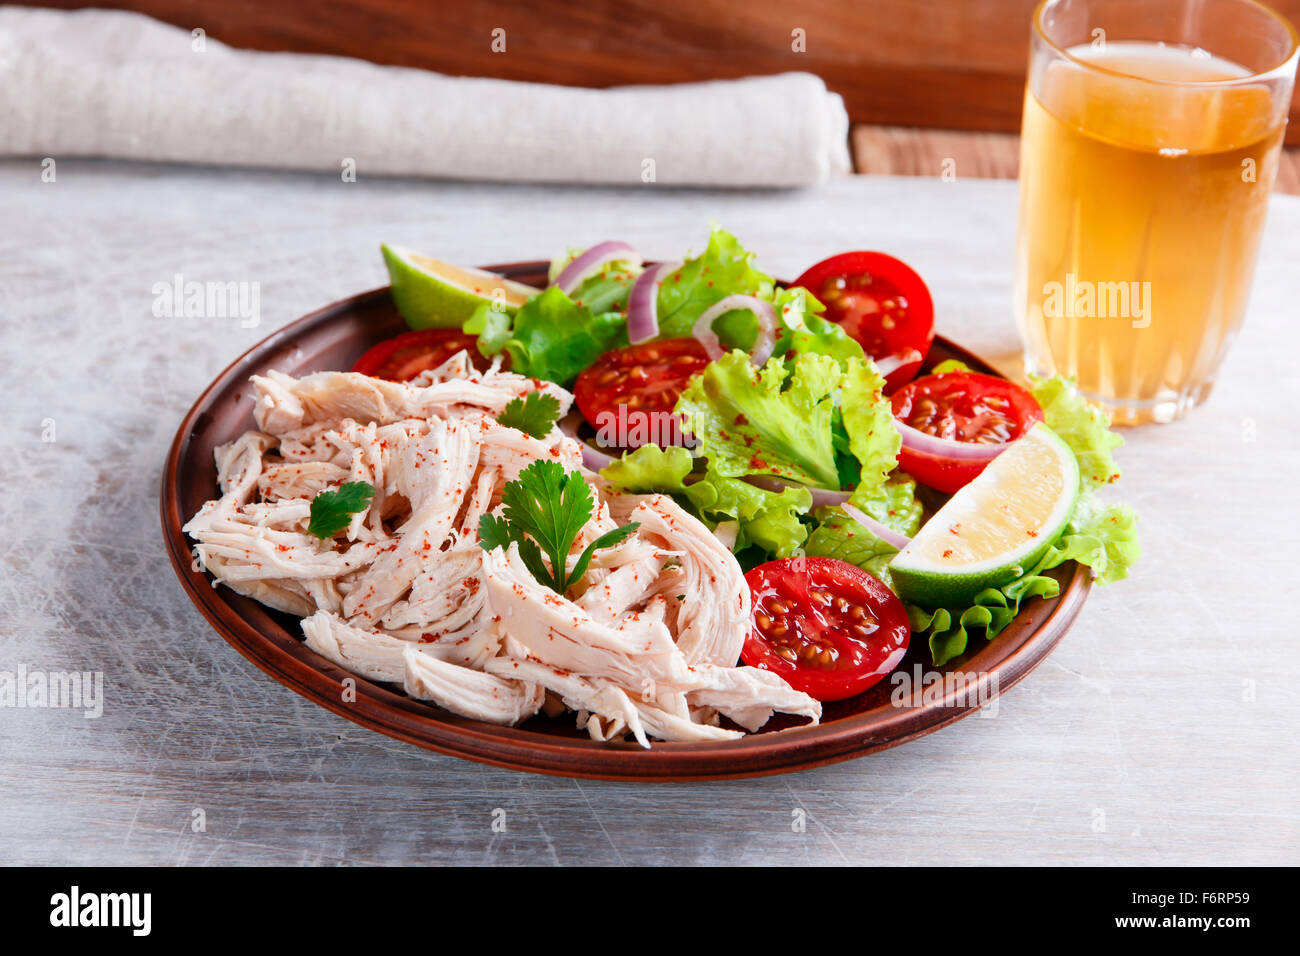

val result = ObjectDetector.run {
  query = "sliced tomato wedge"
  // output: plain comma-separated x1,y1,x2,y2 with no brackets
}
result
351,328,489,381
891,370,1044,493
791,251,935,391
742,557,910,702
572,338,709,448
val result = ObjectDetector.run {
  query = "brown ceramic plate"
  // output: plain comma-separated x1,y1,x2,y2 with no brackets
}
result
161,261,1090,781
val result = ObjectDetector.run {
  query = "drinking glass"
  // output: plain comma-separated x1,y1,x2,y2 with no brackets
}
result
1014,0,1299,424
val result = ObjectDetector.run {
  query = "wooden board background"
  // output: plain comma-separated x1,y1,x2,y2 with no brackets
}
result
36,0,1300,141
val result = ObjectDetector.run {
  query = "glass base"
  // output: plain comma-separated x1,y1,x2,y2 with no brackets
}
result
1024,356,1217,426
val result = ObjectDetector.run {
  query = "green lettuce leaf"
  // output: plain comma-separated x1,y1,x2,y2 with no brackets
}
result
599,442,694,493
1028,374,1123,489
569,261,642,315
465,286,626,387
840,355,902,493
802,475,921,583
908,573,1062,666
804,509,900,583
676,350,844,489
907,492,1139,665
464,302,513,358
599,444,813,558
848,474,924,536
1038,494,1140,585
675,347,903,499
892,377,1137,666
770,286,867,368
689,472,812,558
655,227,774,339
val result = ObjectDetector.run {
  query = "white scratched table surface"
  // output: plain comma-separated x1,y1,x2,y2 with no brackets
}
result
2,159,1298,866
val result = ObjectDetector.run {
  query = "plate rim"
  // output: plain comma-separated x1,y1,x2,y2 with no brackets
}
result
160,263,1092,781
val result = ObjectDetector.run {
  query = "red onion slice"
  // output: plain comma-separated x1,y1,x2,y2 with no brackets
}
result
626,261,681,345
745,476,912,548
895,419,1007,462
550,241,643,297
558,412,616,472
712,520,740,550
691,294,778,364
840,502,912,550
580,441,615,473
873,348,923,378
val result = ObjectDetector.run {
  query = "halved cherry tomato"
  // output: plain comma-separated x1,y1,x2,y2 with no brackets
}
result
352,328,489,381
572,338,709,448
791,251,935,391
891,370,1044,493
742,557,910,702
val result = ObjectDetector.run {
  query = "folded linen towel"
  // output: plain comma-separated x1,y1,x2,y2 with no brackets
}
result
0,7,851,187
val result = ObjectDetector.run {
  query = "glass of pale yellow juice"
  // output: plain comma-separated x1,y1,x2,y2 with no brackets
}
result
1014,0,1298,424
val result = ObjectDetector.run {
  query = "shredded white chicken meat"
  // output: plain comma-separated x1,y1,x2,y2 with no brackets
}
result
185,353,821,746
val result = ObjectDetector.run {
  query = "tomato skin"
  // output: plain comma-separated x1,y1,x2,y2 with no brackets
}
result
741,557,910,702
791,251,935,391
894,442,987,497
352,328,489,381
891,371,1044,493
572,338,710,448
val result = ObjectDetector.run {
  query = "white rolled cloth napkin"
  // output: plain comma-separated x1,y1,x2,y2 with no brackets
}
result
0,7,851,187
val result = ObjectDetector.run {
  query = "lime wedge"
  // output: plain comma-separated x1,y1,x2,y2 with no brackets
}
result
381,244,538,329
889,423,1080,607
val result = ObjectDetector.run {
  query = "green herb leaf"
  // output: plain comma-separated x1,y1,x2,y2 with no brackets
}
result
514,536,555,591
307,482,375,539
476,513,518,552
497,391,561,439
568,524,640,586
478,459,639,594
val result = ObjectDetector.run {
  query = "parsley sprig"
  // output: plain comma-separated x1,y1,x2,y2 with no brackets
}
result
478,459,638,595
307,481,374,539
497,391,561,439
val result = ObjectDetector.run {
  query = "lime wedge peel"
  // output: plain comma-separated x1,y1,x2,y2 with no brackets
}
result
889,423,1080,608
381,244,538,330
